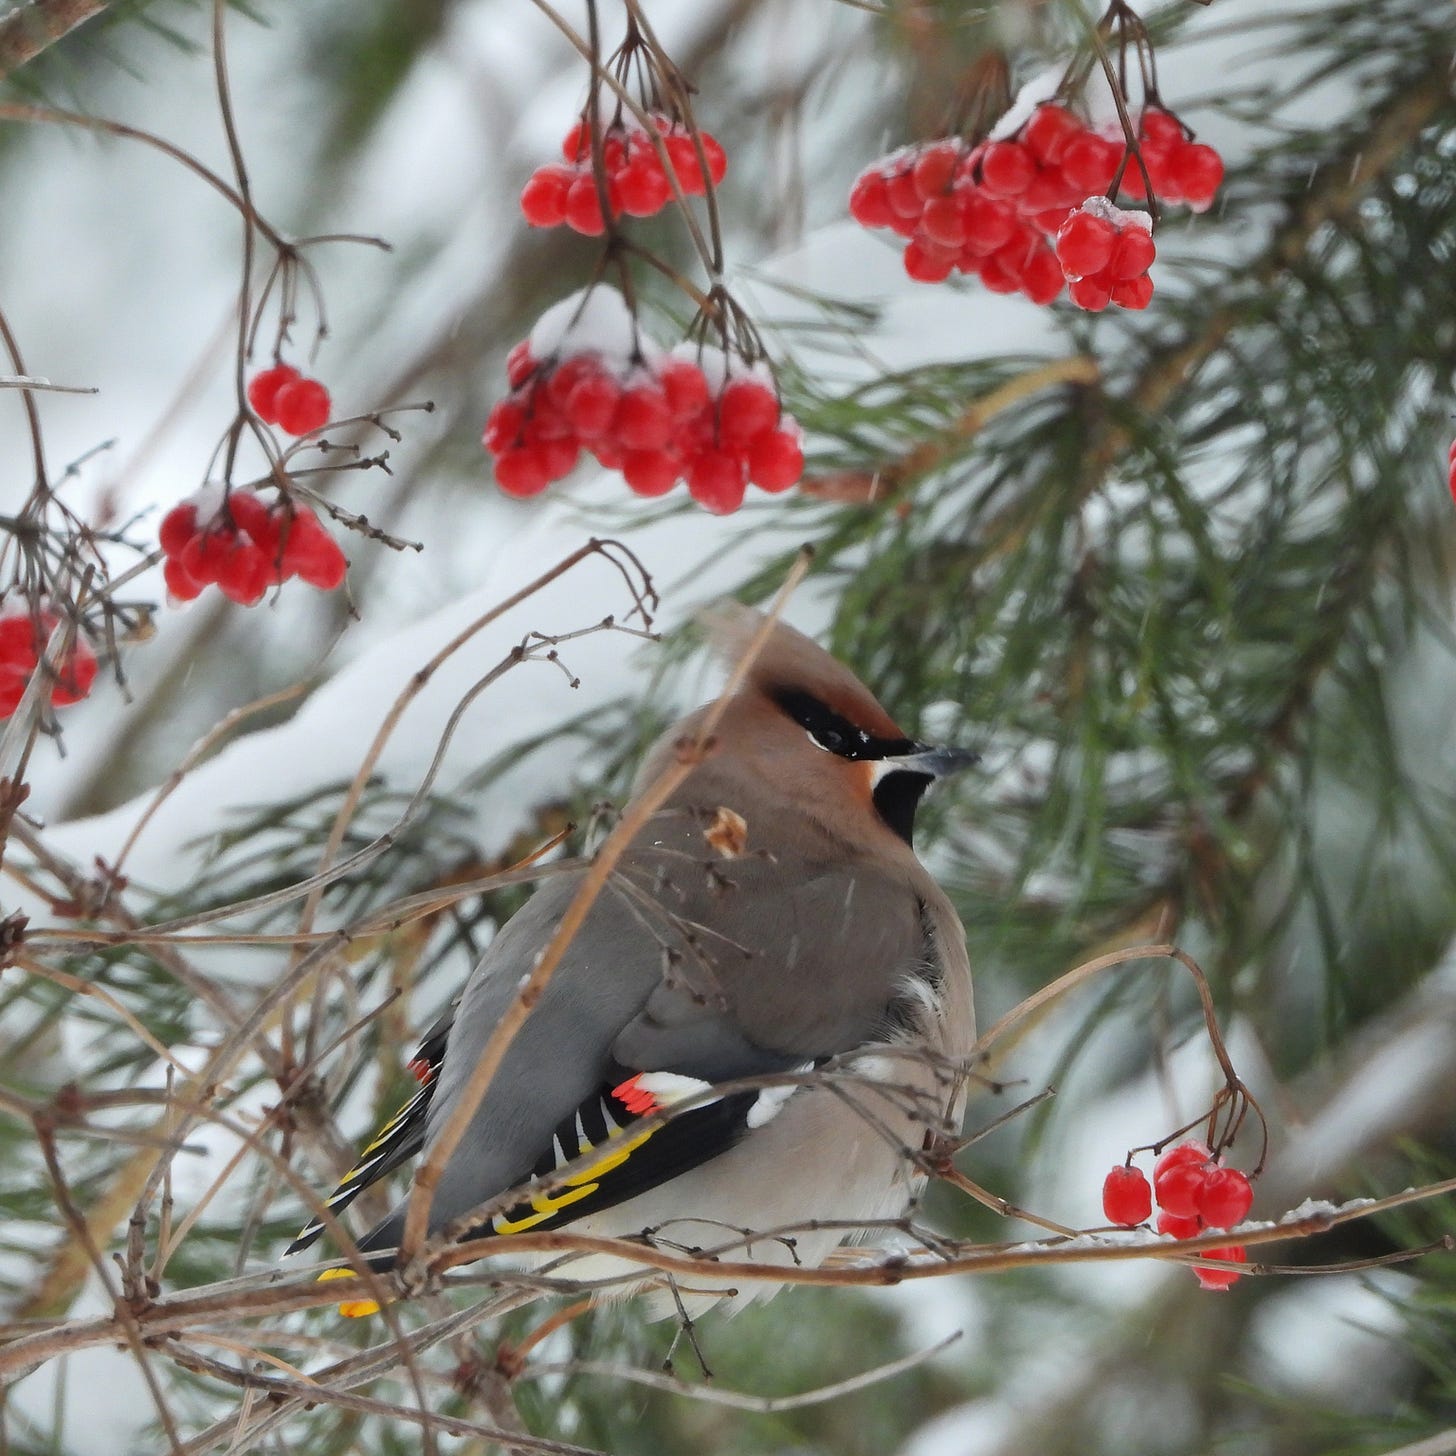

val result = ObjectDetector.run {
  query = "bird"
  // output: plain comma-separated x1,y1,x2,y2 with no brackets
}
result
288,604,978,1317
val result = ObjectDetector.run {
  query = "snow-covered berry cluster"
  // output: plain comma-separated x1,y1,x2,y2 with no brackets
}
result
1054,198,1156,311
850,101,1222,309
0,607,97,719
849,134,1067,301
1101,1140,1253,1291
247,365,332,436
520,116,727,236
159,489,347,606
483,287,803,514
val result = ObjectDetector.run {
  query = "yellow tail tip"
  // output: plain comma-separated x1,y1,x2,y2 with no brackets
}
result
316,1266,381,1318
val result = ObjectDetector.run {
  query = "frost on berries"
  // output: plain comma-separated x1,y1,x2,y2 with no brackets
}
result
0,606,98,719
1055,197,1156,312
521,113,728,235
849,91,1223,310
248,363,332,436
1124,1138,1256,1290
158,488,348,606
482,286,804,514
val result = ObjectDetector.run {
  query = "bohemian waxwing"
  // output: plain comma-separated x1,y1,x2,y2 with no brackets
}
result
289,605,978,1314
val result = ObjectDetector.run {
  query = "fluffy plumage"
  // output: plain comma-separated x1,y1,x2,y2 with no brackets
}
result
291,607,976,1314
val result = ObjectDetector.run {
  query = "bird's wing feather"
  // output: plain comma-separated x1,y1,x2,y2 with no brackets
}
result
308,805,934,1258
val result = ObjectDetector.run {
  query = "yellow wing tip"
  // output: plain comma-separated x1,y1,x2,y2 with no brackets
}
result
316,1266,381,1318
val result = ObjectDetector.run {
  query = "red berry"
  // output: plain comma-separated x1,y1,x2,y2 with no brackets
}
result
495,447,550,497
849,171,893,228
46,631,97,707
959,191,1016,254
1022,166,1080,214
1060,133,1120,193
1020,244,1066,305
617,155,671,216
1024,105,1082,166
1175,142,1224,211
1033,206,1074,236
0,617,32,663
1068,276,1112,311
1055,211,1117,278
700,131,728,186
561,119,586,162
521,165,573,227
1109,226,1156,281
564,175,607,235
274,379,331,435
1156,1210,1203,1240
979,248,1023,295
885,169,923,221
294,531,347,591
506,341,536,389
0,671,26,718
903,237,956,283
717,377,779,445
1139,107,1185,150
180,528,235,586
1193,1245,1246,1292
1101,1165,1152,1226
664,133,707,195
164,556,203,602
158,502,198,558
687,449,747,514
216,541,272,606
247,364,301,424
919,196,966,248
539,437,580,480
979,141,1036,197
615,384,674,451
1196,1168,1253,1229
563,372,622,439
621,449,680,496
659,359,710,419
912,142,959,199
483,397,527,455
747,428,804,492
1154,1159,1212,1218
1111,274,1154,310
1154,1141,1212,1178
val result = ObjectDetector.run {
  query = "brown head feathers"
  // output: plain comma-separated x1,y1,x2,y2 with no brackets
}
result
702,602,905,741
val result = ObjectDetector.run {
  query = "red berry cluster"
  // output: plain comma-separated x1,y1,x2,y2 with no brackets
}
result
1054,198,1156,311
850,101,1223,307
1101,1140,1253,1291
1118,108,1224,211
1447,440,1456,504
521,115,728,236
482,288,803,514
247,365,332,436
849,132,1068,302
0,608,97,718
159,490,348,606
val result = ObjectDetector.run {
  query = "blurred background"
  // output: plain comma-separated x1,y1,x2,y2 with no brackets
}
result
3,0,1456,1452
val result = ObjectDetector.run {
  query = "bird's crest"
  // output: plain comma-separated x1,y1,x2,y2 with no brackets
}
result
702,602,905,739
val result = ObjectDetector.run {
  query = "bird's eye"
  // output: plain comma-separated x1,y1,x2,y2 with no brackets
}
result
813,726,847,753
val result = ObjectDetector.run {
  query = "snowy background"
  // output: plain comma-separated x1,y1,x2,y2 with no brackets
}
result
3,0,1455,1452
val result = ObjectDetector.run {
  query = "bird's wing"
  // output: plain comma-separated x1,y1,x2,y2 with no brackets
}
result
284,1003,455,1254
296,809,935,1259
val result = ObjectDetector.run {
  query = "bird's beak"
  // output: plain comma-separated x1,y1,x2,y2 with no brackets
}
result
883,742,981,779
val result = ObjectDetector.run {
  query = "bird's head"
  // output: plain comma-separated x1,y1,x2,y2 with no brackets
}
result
659,604,978,852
